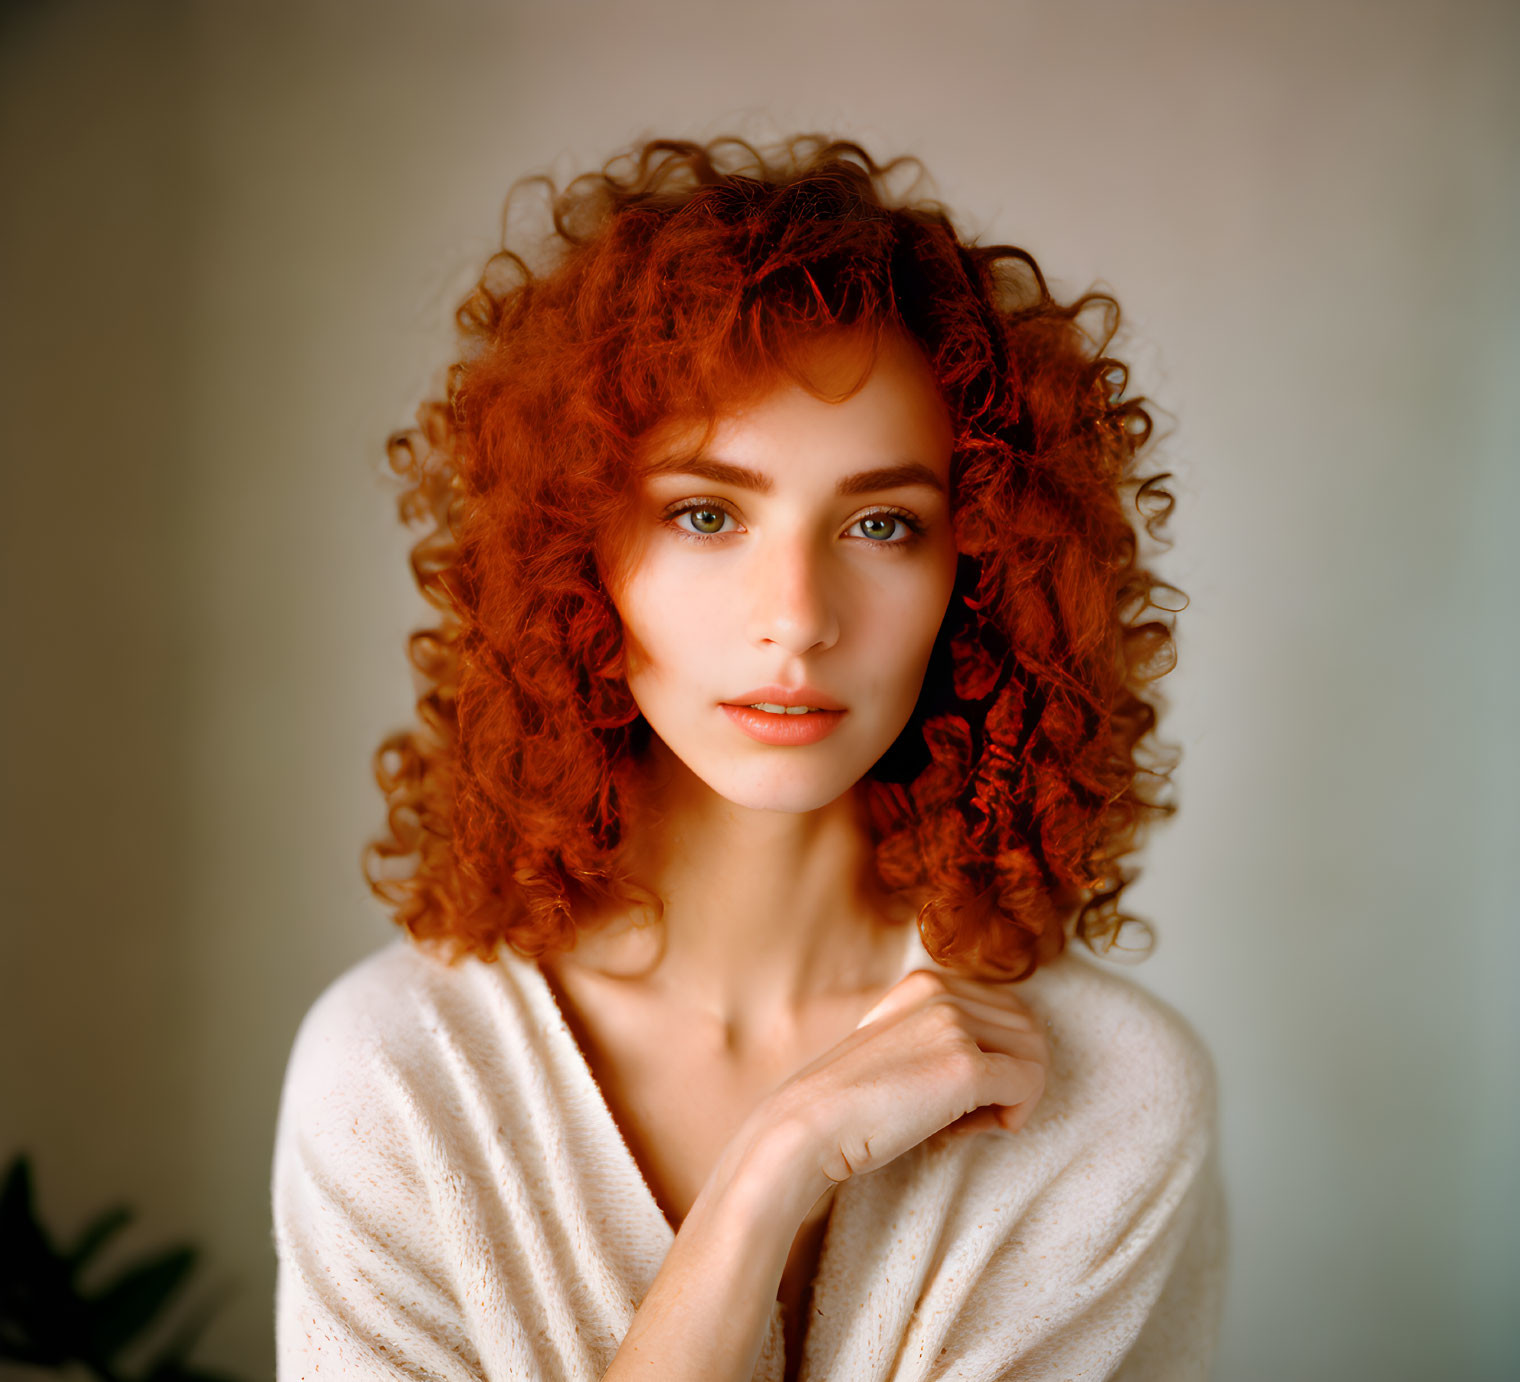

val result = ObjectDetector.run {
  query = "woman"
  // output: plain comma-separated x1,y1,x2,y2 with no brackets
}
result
273,134,1226,1381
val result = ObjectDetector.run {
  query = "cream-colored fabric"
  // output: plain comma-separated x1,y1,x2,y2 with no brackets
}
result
272,925,1228,1380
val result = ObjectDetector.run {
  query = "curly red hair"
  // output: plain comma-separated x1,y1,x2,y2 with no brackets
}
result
365,134,1182,981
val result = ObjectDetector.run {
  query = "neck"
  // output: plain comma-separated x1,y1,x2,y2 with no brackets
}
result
584,737,911,1041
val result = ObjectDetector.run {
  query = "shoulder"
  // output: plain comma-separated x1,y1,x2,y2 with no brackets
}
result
272,941,552,1374
281,939,459,1085
285,933,540,1050
274,936,540,1152
966,948,1224,1291
1018,947,1220,1165
915,952,1228,1377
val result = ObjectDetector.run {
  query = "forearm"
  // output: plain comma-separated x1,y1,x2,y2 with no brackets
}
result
602,1117,827,1382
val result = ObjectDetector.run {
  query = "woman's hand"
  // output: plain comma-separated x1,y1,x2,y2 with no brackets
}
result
765,967,1051,1197
602,968,1049,1381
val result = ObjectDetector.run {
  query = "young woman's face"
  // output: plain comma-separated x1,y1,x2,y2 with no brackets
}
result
609,328,960,813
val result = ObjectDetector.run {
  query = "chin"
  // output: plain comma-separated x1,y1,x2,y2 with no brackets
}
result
651,729,873,815
706,768,861,815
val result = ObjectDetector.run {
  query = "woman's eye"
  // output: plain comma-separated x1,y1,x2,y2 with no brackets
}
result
671,505,733,538
856,513,906,542
662,502,923,546
850,509,924,544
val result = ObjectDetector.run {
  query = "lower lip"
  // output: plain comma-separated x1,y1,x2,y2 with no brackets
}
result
720,704,848,746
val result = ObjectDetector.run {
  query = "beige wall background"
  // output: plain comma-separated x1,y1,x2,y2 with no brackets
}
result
3,0,1515,1376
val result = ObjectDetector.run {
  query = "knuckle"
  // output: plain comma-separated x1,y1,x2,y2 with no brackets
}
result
923,999,967,1038
944,1041,984,1084
900,967,948,1000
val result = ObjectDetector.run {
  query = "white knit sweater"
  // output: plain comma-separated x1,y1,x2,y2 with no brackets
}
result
272,924,1227,1380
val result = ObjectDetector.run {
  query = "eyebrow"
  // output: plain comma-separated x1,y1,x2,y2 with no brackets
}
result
641,456,946,497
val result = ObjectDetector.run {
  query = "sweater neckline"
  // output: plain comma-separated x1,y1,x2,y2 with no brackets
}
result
505,919,935,1371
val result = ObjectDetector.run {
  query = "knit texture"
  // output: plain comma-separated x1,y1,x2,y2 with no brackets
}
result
272,926,1227,1380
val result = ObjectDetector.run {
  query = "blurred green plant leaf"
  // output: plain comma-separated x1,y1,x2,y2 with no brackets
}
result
1,1154,54,1268
0,1154,81,1363
138,1277,234,1380
66,1206,134,1280
81,1245,198,1365
0,1152,250,1382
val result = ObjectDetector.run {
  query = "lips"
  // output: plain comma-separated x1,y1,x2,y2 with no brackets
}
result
721,702,847,746
721,684,847,711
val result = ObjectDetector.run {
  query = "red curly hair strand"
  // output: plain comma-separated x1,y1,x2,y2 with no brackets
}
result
364,133,1183,982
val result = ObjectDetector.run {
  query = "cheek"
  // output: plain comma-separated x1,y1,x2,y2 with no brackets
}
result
614,560,712,681
876,573,954,656
886,581,957,705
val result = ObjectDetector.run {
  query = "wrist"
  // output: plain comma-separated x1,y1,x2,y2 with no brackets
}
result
724,1107,833,1227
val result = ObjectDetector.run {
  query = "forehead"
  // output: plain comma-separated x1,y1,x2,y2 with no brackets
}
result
636,329,953,488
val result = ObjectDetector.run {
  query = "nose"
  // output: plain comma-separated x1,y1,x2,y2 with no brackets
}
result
744,531,840,656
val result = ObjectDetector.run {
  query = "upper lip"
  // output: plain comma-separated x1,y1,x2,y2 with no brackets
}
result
723,685,847,711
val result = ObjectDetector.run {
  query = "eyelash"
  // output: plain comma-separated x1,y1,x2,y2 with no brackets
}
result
661,499,927,548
